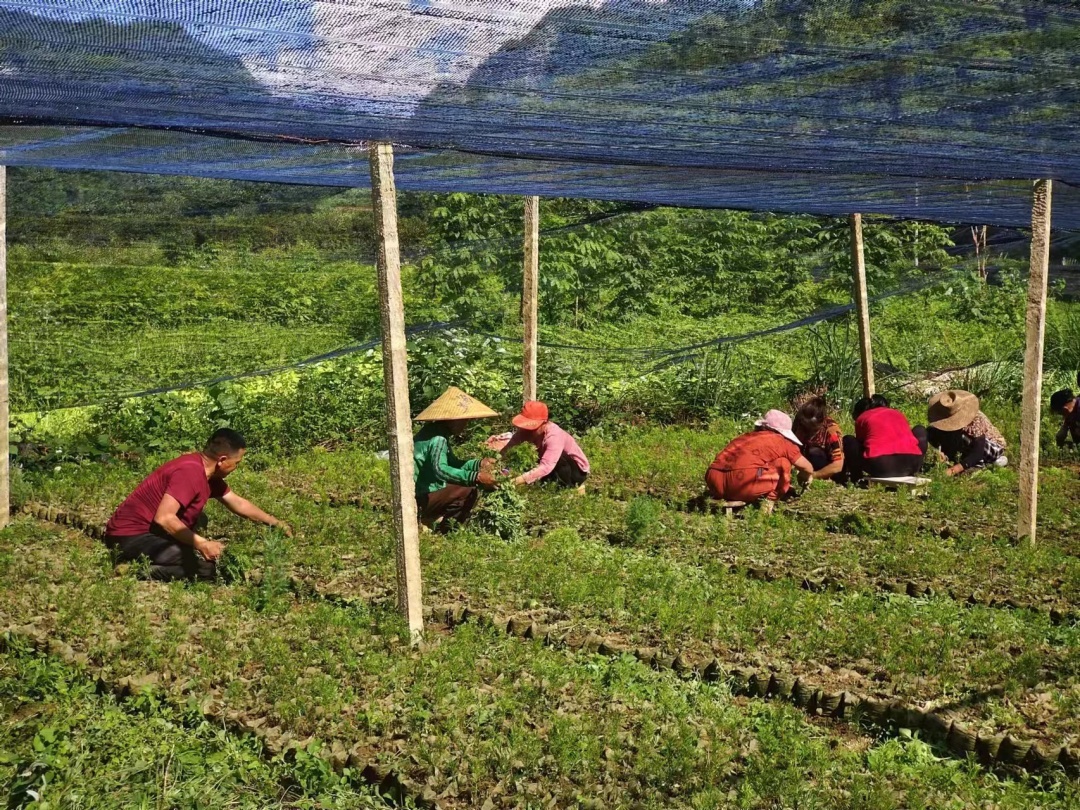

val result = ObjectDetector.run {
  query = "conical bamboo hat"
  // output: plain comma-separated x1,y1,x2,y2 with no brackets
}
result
414,386,499,421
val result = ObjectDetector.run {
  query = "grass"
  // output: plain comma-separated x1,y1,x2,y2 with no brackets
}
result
8,170,1080,805
11,321,351,410
9,411,1080,762
2,522,1080,808
0,641,385,809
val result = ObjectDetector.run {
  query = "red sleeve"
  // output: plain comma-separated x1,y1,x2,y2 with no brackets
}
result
164,466,203,508
210,477,230,499
826,426,844,461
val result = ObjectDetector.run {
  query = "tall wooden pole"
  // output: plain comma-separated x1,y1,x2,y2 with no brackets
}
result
0,167,8,529
850,213,875,398
369,143,423,638
522,196,539,404
1017,179,1052,544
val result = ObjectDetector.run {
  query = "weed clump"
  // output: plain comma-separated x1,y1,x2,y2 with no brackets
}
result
216,547,252,585
475,484,527,543
827,511,873,537
625,496,660,545
251,529,293,612
502,441,538,476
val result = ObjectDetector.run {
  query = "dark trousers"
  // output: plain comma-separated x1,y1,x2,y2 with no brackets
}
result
105,514,212,582
928,428,1004,471
842,426,928,482
1063,423,1080,446
417,485,478,530
540,453,589,487
805,447,833,472
106,529,215,582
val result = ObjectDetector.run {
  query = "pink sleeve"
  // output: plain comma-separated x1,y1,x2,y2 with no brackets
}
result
522,430,566,484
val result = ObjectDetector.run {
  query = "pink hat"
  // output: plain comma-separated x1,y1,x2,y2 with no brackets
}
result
754,409,802,446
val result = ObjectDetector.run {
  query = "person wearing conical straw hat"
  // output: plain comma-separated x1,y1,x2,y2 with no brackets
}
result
413,386,499,530
926,389,1007,476
500,401,590,493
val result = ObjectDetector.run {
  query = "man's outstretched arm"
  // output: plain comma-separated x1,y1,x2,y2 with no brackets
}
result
219,491,293,536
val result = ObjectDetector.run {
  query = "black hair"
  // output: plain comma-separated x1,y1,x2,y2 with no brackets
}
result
1050,389,1075,415
205,427,247,457
794,396,827,438
852,394,889,420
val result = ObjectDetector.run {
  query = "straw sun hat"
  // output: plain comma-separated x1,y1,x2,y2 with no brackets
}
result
414,386,498,422
927,389,980,432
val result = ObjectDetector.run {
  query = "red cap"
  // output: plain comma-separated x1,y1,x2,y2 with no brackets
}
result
512,400,549,430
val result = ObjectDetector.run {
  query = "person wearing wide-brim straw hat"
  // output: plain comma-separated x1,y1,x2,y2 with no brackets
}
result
412,386,499,530
705,410,815,507
499,400,591,492
926,389,1008,476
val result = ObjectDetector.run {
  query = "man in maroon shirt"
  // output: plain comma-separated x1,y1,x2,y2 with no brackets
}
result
104,428,290,581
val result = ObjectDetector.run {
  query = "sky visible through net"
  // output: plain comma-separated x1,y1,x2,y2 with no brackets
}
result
1,1,1078,227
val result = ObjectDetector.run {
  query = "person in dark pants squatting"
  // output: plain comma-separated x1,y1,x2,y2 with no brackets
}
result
413,386,499,531
1050,387,1080,448
103,428,291,581
792,396,845,481
501,400,591,493
842,395,928,483
926,389,1008,475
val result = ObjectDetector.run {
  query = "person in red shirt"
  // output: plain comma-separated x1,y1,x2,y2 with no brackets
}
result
706,410,814,506
841,395,928,482
104,428,290,581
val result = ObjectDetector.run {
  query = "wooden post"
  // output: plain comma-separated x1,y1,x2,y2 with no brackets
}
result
0,166,8,529
369,143,423,638
522,196,539,403
850,213,875,398
1017,179,1052,544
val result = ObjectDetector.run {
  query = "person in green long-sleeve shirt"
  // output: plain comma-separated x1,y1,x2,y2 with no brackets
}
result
412,386,498,530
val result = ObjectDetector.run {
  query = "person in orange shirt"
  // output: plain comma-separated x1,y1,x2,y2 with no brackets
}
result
706,410,814,505
792,396,845,481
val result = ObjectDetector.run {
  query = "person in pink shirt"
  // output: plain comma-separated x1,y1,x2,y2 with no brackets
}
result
501,401,590,491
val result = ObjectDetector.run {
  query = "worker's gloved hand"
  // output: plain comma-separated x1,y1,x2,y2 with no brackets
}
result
195,537,225,561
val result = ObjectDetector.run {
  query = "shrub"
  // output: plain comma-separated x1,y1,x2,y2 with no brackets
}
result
474,484,527,543
625,496,660,545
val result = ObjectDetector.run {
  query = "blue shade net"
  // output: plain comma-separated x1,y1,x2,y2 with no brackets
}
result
1,1,1079,226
